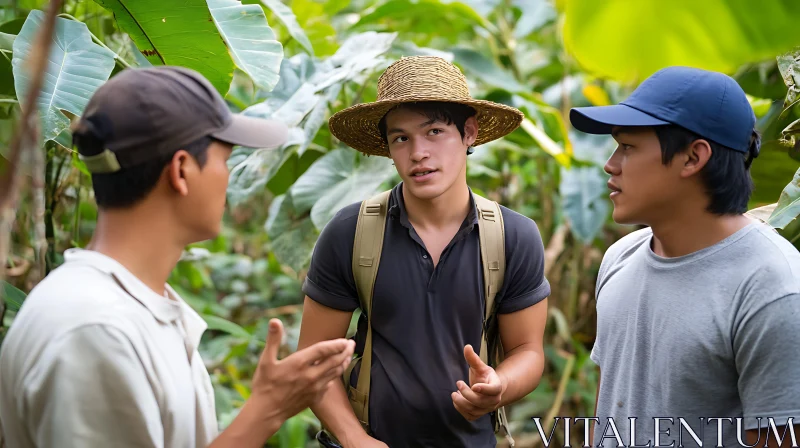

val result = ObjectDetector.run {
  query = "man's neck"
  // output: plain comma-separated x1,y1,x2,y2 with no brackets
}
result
86,208,185,297
648,207,754,258
402,181,472,231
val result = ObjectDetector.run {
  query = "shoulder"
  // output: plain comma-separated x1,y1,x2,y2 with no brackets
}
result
318,201,362,241
736,222,800,299
604,226,652,263
499,205,545,248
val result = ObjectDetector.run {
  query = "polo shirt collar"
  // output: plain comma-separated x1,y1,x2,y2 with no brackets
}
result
62,248,207,355
388,182,480,231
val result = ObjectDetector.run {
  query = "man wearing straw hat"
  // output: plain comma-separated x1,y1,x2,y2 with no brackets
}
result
297,56,550,447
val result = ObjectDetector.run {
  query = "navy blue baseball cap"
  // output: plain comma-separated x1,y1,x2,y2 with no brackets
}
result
570,66,756,153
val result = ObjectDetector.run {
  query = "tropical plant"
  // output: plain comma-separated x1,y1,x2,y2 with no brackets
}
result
1,1,799,447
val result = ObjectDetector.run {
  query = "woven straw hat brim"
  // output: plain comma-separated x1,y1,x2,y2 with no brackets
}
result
329,96,524,157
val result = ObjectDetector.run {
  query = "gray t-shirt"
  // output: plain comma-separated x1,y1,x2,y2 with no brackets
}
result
591,221,800,448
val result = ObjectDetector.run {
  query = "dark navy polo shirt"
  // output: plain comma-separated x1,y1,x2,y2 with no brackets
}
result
302,182,550,447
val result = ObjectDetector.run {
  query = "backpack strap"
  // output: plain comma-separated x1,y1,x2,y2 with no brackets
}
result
472,193,515,447
348,189,391,430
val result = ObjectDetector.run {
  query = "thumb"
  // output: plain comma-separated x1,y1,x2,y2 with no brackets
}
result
262,318,283,364
464,344,486,370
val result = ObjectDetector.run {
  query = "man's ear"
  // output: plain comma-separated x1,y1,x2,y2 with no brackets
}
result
464,116,479,147
680,139,712,178
167,150,193,196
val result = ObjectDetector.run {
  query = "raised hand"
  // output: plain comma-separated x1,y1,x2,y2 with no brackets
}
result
252,318,356,421
451,344,505,422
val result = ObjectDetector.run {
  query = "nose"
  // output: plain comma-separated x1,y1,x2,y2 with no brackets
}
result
604,146,622,176
410,139,430,163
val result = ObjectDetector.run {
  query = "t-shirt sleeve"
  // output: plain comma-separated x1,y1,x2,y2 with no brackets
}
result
734,293,800,430
302,203,361,312
495,208,551,314
22,324,164,448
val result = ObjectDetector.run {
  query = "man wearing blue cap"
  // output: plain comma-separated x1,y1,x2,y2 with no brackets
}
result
570,66,800,447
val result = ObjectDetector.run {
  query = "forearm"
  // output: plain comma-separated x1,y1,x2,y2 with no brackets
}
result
496,345,545,407
209,396,283,448
311,381,370,447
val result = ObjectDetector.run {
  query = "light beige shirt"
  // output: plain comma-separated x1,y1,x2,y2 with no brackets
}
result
0,248,219,447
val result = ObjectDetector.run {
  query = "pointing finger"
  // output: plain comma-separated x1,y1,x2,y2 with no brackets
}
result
463,344,487,370
262,318,283,365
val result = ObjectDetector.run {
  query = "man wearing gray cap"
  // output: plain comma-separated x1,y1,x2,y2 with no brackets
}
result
0,66,355,448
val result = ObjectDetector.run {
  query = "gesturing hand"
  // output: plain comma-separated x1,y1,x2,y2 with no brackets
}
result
451,344,505,422
251,318,355,421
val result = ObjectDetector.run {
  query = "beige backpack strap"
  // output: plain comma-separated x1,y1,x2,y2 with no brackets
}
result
472,193,515,447
473,193,505,362
348,189,391,430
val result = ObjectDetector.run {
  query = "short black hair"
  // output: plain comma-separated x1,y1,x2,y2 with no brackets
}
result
377,101,477,145
654,125,760,215
74,133,213,209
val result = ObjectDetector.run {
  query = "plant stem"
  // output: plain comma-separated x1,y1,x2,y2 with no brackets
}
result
0,0,62,337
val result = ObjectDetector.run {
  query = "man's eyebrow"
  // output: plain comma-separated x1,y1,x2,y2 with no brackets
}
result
387,119,441,135
387,127,406,135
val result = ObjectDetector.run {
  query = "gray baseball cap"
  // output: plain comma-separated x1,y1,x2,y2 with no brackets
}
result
73,66,287,174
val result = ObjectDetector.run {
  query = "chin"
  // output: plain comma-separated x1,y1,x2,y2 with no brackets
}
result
404,181,447,200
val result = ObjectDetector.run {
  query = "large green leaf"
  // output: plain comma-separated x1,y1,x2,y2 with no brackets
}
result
290,148,396,230
559,165,610,244
1,280,26,312
353,0,493,46
450,47,524,93
260,0,314,56
12,11,115,142
264,193,319,273
227,33,396,204
513,0,556,39
208,0,283,92
769,167,800,229
93,0,233,95
563,0,800,83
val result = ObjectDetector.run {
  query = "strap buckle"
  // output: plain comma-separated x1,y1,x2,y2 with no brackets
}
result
479,208,495,221
365,204,382,215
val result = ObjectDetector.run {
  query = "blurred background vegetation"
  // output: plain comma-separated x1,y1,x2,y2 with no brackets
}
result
1,0,799,446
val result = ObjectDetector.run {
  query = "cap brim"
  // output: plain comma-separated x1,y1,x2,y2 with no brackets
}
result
569,104,670,135
212,114,288,149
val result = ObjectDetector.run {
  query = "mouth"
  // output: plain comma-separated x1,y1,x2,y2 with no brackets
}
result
410,168,438,182
607,181,622,197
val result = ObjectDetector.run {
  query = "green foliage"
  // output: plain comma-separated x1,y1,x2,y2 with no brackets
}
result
563,0,800,83
92,0,235,94
1,280,26,312
12,11,115,141
2,1,800,446
208,0,283,92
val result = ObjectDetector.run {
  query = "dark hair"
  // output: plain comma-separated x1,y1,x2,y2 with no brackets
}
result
654,125,761,215
75,133,213,209
377,101,477,145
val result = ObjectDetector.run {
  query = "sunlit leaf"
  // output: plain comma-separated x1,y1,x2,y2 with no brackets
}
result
563,0,800,83
260,0,314,56
208,0,284,92
93,0,233,95
13,11,115,141
768,167,800,229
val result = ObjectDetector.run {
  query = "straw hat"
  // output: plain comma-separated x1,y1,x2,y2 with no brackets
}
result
328,56,524,157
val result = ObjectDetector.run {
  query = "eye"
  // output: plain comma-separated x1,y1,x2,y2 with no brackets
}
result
392,135,408,143
428,128,444,136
